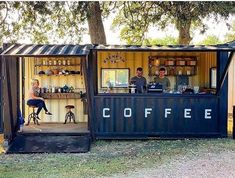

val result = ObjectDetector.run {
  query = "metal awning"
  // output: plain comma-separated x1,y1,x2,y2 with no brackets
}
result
1,44,93,56
2,42,235,56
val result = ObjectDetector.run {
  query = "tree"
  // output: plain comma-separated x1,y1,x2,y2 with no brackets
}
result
196,35,222,45
113,1,235,45
0,1,107,45
225,21,235,42
87,2,106,44
143,36,178,45
112,2,162,45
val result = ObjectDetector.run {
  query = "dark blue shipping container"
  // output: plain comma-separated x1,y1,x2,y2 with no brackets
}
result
93,94,219,138
0,44,234,141
87,48,232,139
0,48,3,133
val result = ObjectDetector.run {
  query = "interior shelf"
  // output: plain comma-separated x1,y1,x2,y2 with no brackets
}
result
41,93,81,99
34,64,80,67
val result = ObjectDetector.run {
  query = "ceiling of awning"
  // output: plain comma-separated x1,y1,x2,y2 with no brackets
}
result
1,44,93,56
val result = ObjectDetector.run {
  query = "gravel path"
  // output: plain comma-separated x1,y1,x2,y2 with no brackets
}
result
108,150,235,178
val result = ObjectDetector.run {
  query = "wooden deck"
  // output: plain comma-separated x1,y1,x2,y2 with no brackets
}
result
21,122,89,134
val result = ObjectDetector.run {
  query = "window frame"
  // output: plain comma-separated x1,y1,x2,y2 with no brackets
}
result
100,68,130,89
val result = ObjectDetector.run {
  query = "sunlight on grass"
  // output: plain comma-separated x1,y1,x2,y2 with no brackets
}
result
0,134,5,154
228,116,233,136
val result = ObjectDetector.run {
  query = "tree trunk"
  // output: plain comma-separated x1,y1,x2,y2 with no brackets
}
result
87,2,106,44
177,20,192,45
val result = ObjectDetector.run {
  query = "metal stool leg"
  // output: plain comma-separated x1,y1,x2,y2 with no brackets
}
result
26,107,40,126
68,110,76,124
64,109,77,124
32,108,40,125
70,111,76,124
26,113,33,126
64,112,70,124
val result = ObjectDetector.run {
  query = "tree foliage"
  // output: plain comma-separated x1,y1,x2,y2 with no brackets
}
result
196,35,222,45
143,36,178,46
225,21,235,42
0,1,107,45
113,1,235,45
1,1,235,46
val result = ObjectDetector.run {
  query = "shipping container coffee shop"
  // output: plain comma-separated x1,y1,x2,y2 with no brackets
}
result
0,43,235,153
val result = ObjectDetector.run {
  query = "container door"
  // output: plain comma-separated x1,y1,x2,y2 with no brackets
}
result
0,56,3,133
2,56,20,141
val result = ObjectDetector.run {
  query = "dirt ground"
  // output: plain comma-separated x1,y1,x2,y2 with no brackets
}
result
0,139,235,178
108,149,235,178
0,116,234,177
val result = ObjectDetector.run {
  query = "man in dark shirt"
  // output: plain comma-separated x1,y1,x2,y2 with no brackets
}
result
130,67,147,93
154,67,170,91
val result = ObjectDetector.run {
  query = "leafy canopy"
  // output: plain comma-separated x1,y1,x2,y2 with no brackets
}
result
112,1,235,45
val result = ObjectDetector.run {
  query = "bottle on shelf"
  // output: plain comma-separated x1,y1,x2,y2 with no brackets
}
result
62,59,66,65
42,60,47,65
53,60,57,65
48,60,52,66
58,60,62,65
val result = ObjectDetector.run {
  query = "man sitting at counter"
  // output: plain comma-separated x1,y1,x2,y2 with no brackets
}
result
130,67,147,93
154,67,171,91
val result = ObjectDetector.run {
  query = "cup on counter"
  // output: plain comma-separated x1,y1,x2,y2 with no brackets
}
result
194,86,199,93
57,87,62,93
51,87,56,93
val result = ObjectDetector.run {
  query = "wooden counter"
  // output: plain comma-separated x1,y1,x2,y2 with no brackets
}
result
41,93,81,99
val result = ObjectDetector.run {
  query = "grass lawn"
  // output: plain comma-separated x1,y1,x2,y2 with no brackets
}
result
0,117,234,177
0,138,235,178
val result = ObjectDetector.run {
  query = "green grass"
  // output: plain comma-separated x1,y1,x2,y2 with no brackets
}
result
0,139,235,178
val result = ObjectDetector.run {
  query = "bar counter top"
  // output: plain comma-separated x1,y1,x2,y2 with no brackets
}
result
96,93,217,98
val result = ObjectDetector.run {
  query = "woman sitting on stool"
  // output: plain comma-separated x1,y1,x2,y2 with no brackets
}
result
27,79,52,116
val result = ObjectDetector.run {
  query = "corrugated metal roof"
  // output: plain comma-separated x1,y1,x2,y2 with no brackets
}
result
1,44,93,56
94,43,235,51
1,42,235,57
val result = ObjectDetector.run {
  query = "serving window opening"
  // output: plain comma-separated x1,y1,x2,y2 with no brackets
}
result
97,51,217,95
20,56,89,133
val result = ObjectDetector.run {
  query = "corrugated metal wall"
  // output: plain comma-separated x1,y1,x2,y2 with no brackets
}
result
24,57,88,123
97,51,217,92
0,55,3,133
198,52,217,87
94,95,219,138
2,57,19,140
228,54,235,114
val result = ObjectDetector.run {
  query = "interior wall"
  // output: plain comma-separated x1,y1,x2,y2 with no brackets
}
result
197,52,217,88
228,54,235,114
97,51,217,93
24,57,87,123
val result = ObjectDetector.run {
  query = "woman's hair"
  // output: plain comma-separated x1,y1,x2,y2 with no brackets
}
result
31,79,39,86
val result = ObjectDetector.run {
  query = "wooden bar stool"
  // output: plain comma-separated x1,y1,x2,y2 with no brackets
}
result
64,105,77,124
26,105,40,126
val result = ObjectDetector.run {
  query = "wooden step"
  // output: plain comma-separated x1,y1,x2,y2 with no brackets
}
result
6,134,91,154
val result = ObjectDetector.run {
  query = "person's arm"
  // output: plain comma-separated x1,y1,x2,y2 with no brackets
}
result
29,89,44,100
153,77,157,83
143,78,147,91
130,77,135,84
166,78,171,91
144,78,147,86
